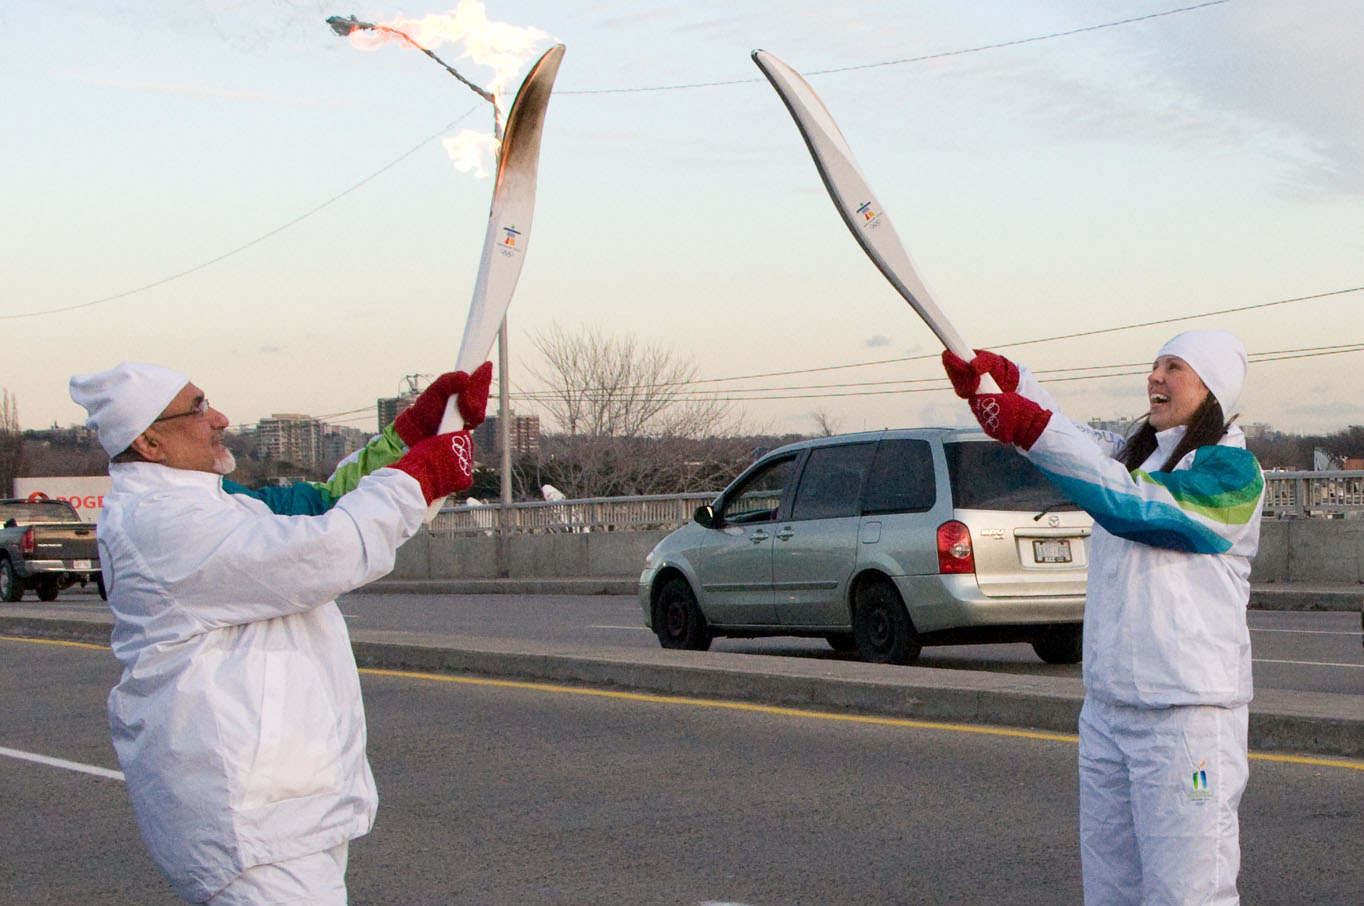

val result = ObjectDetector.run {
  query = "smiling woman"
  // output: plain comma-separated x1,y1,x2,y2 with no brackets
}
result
942,329,1266,905
1117,330,1249,474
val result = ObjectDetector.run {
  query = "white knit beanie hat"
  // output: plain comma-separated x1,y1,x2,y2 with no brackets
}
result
1157,329,1247,415
69,363,190,456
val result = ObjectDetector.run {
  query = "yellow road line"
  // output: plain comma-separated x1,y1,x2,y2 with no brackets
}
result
361,666,1081,742
5,636,1359,771
361,667,1364,772
1247,751,1364,771
0,634,106,651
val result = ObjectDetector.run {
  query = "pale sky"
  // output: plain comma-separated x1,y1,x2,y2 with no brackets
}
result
5,0,1362,439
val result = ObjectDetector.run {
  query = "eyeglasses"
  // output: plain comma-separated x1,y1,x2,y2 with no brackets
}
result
152,397,210,423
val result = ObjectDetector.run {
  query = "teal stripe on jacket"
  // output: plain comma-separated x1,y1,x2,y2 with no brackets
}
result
1034,445,1263,555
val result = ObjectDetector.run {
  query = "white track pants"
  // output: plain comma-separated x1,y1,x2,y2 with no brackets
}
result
1078,697,1248,906
202,841,349,906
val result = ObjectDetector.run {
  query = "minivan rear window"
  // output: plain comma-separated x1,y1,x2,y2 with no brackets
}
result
944,441,1079,512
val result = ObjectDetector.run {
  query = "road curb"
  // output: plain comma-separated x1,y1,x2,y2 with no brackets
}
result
359,577,639,596
360,578,1364,611
1247,585,1362,613
5,615,1359,760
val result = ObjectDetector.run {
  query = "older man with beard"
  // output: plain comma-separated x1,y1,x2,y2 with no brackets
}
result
70,361,488,906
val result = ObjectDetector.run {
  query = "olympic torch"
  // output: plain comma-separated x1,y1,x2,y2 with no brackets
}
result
329,11,564,518
751,50,997,391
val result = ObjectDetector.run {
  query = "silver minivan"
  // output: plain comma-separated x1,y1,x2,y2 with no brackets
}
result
639,428,1092,664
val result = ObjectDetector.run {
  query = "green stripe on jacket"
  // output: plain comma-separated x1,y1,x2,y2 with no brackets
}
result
223,424,407,516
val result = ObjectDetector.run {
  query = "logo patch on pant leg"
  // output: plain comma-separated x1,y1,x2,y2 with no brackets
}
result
1189,759,1213,802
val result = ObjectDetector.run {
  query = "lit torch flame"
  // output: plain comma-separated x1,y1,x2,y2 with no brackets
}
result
328,2,549,175
442,128,501,179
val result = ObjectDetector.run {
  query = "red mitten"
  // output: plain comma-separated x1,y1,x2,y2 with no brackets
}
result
394,371,471,446
457,361,493,430
969,393,1052,451
391,432,475,504
941,349,1021,398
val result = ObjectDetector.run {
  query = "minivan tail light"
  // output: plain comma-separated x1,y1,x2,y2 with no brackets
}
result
936,521,975,574
21,528,35,555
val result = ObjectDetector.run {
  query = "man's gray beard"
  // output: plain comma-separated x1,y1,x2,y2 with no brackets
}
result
213,449,237,476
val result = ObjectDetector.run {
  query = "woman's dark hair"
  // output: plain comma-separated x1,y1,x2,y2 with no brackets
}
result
1118,392,1231,471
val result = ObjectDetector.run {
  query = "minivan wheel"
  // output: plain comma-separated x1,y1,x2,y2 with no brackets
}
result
824,633,857,653
852,580,921,665
1032,626,1083,665
653,578,712,651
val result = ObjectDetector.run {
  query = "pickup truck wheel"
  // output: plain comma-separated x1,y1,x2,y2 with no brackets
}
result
0,558,23,603
852,579,921,665
96,574,108,601
36,579,60,602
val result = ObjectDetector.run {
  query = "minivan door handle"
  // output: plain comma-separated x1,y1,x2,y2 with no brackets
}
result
776,527,795,541
749,530,770,543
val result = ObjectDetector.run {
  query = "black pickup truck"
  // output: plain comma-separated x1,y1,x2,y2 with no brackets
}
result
0,497,102,602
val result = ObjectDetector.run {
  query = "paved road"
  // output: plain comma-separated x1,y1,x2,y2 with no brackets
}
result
20,589,1363,697
2,636,1360,906
345,592,1363,696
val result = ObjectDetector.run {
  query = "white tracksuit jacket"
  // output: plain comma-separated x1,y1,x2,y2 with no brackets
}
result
1013,368,1266,707
96,461,426,902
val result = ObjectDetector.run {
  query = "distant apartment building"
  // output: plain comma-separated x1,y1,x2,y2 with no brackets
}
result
255,414,324,469
322,425,372,466
376,394,416,434
474,413,541,460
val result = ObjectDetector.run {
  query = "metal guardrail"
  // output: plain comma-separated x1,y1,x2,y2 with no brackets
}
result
430,471,1364,535
430,492,717,536
1263,470,1364,518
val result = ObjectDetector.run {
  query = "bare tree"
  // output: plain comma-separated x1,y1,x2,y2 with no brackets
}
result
517,325,748,498
809,408,844,437
524,324,736,438
0,389,24,495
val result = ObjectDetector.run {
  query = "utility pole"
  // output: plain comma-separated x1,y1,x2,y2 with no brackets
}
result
499,319,512,505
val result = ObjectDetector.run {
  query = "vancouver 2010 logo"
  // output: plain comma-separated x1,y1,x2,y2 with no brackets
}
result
498,224,524,258
856,201,881,228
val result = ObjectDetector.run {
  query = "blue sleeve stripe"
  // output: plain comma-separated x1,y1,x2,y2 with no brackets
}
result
222,479,334,516
1035,468,1233,554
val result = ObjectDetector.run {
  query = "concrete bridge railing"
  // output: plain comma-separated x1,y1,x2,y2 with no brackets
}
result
393,475,1364,585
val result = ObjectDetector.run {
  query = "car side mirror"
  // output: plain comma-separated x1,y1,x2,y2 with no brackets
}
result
693,505,716,529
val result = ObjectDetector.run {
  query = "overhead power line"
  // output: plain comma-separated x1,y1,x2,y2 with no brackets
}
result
8,1,1232,320
564,0,1232,94
507,341,1364,404
679,285,1364,386
2,106,481,321
226,339,1363,428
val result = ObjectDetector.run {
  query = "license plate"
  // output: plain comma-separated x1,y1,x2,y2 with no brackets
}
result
1033,540,1072,564
72,559,92,570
